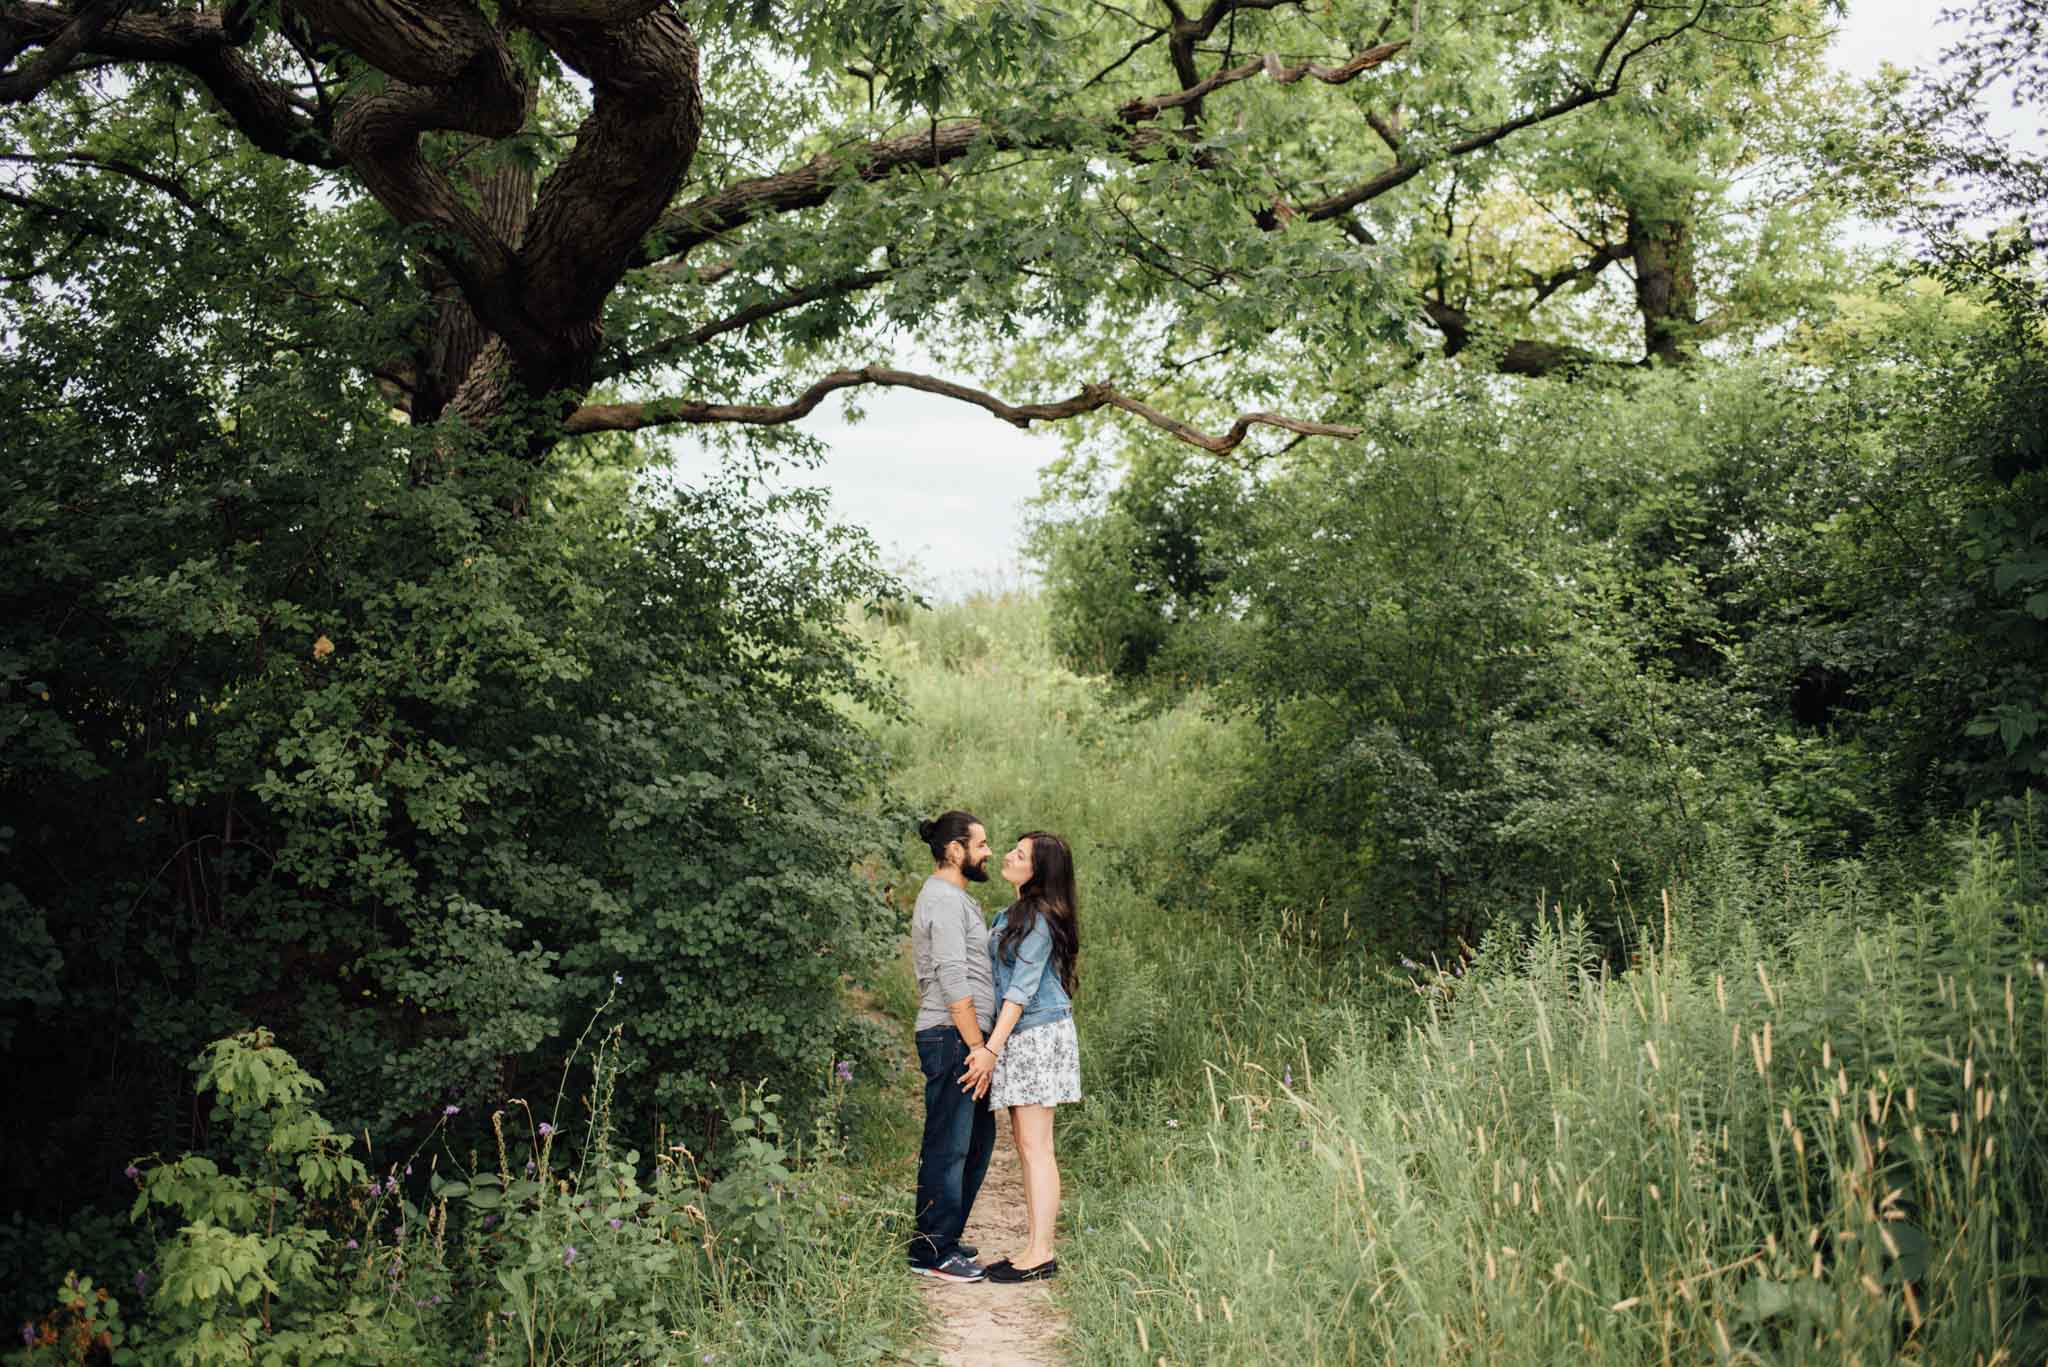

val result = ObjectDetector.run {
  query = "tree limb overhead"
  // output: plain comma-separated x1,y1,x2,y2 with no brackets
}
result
563,365,1363,456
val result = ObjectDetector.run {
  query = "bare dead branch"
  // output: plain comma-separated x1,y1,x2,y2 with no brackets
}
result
562,364,1362,455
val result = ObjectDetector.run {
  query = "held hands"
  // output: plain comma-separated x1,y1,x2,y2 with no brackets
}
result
959,1043,996,1099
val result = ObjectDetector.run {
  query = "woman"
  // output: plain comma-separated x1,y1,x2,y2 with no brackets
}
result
981,830,1082,1283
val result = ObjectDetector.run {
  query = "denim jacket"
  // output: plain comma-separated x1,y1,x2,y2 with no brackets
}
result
988,908,1073,1033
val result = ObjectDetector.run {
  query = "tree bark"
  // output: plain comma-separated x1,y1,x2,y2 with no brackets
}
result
1627,203,1699,366
1421,299,1612,378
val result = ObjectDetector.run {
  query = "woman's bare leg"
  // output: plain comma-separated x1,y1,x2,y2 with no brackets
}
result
1011,1103,1059,1267
1006,1105,1033,1260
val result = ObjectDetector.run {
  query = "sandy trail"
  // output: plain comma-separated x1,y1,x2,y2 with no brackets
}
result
916,1107,1067,1366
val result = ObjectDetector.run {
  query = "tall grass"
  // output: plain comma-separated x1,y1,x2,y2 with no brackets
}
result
1059,837,2048,1364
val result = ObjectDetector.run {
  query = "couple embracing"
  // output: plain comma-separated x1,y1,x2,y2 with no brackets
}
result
907,811,1081,1285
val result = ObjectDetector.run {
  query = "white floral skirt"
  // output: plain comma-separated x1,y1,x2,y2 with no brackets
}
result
989,1015,1082,1109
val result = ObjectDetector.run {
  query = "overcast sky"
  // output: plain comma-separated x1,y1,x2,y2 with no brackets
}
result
665,0,2043,596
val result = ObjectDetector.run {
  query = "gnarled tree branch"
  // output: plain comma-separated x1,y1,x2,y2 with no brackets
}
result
642,35,1411,268
0,1,343,165
0,0,124,103
642,120,1015,267
313,0,527,280
516,7,701,341
562,365,1362,456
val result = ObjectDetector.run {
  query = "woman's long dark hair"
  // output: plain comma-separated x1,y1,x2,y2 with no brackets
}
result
995,831,1079,995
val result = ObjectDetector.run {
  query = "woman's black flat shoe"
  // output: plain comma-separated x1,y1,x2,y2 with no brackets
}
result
987,1258,1057,1283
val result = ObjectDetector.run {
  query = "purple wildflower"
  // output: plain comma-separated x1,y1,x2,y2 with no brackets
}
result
1283,1068,1293,1088
133,1270,148,1296
443,1105,460,1117
404,1164,413,1177
538,1122,554,1137
346,1239,359,1249
525,1160,536,1175
613,972,623,985
124,1164,141,1182
608,1218,622,1231
562,1245,577,1268
20,1324,33,1349
834,1060,853,1084
479,1215,496,1230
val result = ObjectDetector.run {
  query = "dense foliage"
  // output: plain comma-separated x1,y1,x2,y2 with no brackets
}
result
0,141,901,1227
1037,262,2047,959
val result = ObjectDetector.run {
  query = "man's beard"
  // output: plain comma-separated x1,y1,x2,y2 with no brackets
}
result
962,857,990,883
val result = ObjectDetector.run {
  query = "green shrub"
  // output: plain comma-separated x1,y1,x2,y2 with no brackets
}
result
7,1020,921,1367
1,374,900,1234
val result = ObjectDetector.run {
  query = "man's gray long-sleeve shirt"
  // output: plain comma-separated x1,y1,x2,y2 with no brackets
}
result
911,874,995,1033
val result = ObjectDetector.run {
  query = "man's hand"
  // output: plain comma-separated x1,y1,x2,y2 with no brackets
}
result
959,1044,995,1099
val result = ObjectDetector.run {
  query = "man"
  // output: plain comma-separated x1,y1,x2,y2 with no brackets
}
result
907,809,1001,1282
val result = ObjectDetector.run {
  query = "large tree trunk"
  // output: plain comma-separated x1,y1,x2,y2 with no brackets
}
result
288,0,701,432
1627,203,1699,367
414,139,539,424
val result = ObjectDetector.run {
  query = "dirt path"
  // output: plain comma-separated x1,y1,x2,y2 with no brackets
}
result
916,1107,1067,1366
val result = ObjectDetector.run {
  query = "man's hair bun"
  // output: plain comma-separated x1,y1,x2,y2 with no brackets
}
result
918,810,981,862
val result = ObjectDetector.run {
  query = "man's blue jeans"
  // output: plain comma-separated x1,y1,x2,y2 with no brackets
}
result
910,1023,996,1267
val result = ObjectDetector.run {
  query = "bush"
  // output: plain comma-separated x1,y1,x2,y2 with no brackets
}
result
7,1022,919,1367
1,361,901,1231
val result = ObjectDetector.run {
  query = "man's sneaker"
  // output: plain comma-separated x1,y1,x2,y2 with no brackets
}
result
912,1253,986,1283
955,1243,978,1259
